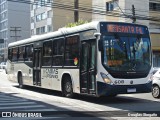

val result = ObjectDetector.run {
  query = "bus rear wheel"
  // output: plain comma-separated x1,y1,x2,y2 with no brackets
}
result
62,76,74,98
18,73,24,89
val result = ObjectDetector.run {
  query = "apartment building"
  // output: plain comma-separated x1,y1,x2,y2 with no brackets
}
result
31,0,92,36
149,0,160,67
92,0,160,67
0,0,30,61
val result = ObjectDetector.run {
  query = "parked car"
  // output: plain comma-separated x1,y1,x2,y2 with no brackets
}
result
0,62,6,69
152,68,160,98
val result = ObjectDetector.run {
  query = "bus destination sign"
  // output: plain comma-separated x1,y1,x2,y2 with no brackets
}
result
107,24,146,34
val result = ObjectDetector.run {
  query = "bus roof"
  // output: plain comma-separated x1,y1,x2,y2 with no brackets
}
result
8,21,148,48
8,21,99,48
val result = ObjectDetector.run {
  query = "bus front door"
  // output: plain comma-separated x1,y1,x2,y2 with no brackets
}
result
33,48,41,86
80,40,96,95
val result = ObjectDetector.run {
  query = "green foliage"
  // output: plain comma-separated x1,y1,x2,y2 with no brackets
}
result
65,19,89,28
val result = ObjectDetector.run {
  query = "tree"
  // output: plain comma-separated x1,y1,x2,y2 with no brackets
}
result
65,19,89,28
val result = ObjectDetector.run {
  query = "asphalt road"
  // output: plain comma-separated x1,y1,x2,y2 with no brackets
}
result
0,69,160,120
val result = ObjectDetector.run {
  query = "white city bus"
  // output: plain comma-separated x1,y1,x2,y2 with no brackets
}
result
7,21,152,97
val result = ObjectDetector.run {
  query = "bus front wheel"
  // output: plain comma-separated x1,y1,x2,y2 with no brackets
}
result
62,76,74,98
18,73,24,89
152,85,160,98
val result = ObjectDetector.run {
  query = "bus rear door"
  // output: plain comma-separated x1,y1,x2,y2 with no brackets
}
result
33,48,42,86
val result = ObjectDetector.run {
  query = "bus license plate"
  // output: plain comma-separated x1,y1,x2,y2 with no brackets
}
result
127,88,136,93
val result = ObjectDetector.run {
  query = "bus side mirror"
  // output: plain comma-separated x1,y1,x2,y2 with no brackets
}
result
98,40,103,51
94,33,102,51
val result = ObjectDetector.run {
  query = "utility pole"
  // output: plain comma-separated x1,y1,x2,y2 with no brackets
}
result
132,5,136,23
10,27,21,42
74,0,79,22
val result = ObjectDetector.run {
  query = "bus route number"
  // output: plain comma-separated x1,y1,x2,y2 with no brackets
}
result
114,80,124,85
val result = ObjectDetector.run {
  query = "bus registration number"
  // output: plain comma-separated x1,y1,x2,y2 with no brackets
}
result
127,88,136,93
114,80,124,85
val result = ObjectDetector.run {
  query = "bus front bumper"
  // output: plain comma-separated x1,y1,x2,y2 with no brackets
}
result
97,81,152,96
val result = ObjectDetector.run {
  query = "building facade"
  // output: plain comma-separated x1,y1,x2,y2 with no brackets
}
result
0,0,30,61
149,0,160,67
31,0,92,36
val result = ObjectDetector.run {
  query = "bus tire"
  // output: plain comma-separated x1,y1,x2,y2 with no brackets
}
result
18,73,24,89
108,94,117,97
62,76,74,98
152,85,160,98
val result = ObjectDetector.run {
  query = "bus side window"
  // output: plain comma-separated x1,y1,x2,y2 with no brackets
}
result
42,40,52,66
12,47,18,61
52,39,64,66
8,48,12,61
64,36,79,66
18,46,25,61
25,45,33,61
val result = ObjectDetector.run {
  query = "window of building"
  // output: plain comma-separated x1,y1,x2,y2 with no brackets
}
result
47,0,51,3
37,0,42,8
1,11,7,21
41,12,47,20
41,26,45,33
47,25,52,32
36,27,46,35
36,0,48,8
64,36,79,66
106,0,118,11
31,29,34,36
1,2,7,12
36,14,41,22
42,40,52,66
47,10,52,18
53,38,64,66
1,30,7,39
36,28,41,35
150,3,160,11
1,21,7,30
36,13,46,22
153,51,160,67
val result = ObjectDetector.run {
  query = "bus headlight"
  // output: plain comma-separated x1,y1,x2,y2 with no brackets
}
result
150,74,154,81
100,72,112,84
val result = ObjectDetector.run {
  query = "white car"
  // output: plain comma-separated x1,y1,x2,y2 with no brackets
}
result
0,62,6,69
152,68,160,98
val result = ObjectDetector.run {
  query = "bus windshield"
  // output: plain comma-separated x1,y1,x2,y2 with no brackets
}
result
102,34,151,72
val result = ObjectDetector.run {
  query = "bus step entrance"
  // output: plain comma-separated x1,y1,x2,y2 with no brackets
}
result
38,82,41,86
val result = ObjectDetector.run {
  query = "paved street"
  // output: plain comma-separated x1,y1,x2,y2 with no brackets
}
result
0,69,160,120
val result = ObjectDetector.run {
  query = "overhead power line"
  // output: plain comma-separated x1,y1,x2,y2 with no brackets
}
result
6,0,160,22
7,0,128,18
